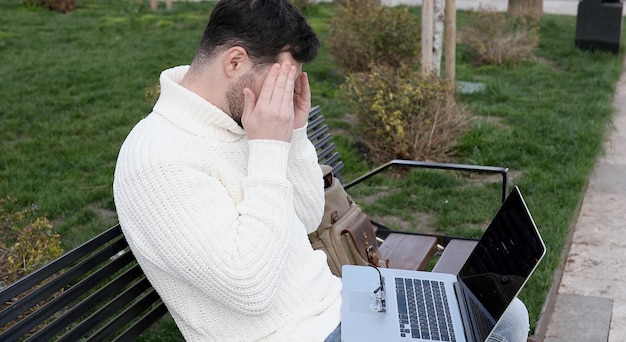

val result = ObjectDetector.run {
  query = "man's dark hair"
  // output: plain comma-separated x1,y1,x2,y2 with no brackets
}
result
196,0,319,65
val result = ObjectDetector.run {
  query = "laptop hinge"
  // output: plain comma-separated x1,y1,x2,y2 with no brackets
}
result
454,281,476,342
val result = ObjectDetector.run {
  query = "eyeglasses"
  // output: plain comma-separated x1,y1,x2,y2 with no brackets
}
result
368,264,386,313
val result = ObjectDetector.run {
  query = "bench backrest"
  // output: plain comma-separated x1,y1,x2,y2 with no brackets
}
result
0,106,342,341
0,225,167,341
308,105,344,180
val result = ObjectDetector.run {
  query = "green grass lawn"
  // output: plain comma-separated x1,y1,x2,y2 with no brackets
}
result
1,0,624,339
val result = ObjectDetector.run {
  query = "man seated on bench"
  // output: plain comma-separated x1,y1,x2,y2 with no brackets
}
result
113,0,529,340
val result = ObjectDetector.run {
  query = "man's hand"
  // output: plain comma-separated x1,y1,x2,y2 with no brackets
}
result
293,71,311,130
242,62,298,142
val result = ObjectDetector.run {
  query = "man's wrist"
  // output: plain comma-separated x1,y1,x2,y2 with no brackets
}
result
247,140,290,181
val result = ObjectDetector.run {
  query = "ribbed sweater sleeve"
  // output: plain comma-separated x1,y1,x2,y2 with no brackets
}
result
288,126,325,234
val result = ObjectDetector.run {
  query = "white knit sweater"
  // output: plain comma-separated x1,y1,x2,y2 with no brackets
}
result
113,66,342,341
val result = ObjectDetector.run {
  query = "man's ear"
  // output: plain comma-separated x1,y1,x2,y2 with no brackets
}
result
223,46,250,78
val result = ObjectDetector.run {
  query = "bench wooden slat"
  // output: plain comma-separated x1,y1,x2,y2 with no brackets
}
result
308,105,322,121
317,144,340,164
432,239,478,274
113,302,169,342
309,127,331,147
307,119,329,141
379,233,438,271
308,114,324,129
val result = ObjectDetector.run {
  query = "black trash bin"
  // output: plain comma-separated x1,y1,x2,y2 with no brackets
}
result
575,0,623,53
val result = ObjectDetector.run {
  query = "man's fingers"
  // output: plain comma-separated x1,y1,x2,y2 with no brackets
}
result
242,62,297,142
299,72,311,103
294,74,302,96
258,63,281,102
241,87,256,128
292,72,311,129
281,64,297,107
273,62,294,100
242,87,255,114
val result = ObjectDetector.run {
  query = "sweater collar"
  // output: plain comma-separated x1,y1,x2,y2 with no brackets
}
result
152,65,245,141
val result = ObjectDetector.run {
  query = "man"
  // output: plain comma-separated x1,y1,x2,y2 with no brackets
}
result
114,0,340,340
114,0,528,340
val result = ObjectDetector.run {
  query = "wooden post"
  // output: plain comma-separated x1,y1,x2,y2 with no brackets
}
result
421,0,434,74
150,0,172,10
444,0,456,86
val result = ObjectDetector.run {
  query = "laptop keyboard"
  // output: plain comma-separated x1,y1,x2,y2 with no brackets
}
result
395,277,456,341
468,294,494,340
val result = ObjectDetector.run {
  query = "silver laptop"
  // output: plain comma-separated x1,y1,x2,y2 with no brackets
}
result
341,186,546,342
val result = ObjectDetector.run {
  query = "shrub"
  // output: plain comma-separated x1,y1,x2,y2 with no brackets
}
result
145,82,161,106
290,0,312,11
327,0,420,73
43,0,75,13
342,64,471,163
460,7,538,65
1,197,63,287
334,0,381,9
19,0,37,5
21,0,76,13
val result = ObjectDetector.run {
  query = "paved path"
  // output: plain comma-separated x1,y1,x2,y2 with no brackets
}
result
544,57,626,342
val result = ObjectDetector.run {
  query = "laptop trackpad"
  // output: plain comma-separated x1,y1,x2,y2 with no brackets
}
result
349,290,376,313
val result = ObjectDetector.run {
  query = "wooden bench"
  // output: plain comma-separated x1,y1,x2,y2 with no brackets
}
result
0,105,506,341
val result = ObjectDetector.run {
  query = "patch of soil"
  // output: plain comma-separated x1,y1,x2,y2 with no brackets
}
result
373,212,439,235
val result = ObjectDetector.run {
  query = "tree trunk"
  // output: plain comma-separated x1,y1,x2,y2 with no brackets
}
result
508,0,543,19
421,0,434,74
432,0,445,73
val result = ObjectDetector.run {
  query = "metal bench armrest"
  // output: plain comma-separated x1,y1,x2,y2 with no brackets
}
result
343,159,509,203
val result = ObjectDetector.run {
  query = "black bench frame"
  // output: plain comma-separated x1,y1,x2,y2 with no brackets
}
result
0,105,507,341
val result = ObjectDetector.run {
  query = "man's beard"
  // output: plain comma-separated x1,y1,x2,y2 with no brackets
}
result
226,71,256,128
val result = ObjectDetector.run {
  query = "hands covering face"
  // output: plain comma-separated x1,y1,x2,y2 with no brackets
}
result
241,61,311,142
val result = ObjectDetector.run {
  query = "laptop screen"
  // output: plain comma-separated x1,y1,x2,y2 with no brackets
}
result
457,187,546,341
